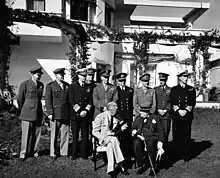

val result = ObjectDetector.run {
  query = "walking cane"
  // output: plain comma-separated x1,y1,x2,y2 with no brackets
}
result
143,138,157,178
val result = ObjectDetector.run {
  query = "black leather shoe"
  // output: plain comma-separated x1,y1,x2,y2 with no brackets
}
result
136,166,146,175
108,171,117,178
120,166,129,175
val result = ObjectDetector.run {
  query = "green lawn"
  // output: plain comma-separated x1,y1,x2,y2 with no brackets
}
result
0,108,220,178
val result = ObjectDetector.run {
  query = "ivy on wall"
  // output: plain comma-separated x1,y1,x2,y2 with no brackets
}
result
8,8,220,90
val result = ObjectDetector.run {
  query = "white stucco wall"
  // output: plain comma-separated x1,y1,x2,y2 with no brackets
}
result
9,35,70,94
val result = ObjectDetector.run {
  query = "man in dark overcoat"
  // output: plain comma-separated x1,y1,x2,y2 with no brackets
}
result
17,67,44,160
93,70,118,118
154,72,171,155
45,68,70,159
68,68,93,160
132,73,165,176
170,70,196,162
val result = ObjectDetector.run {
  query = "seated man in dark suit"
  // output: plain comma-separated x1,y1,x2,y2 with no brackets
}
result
132,73,165,176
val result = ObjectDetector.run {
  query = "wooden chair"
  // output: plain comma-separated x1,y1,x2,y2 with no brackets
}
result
92,136,108,171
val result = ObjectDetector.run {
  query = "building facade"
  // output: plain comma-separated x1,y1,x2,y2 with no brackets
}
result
9,0,211,94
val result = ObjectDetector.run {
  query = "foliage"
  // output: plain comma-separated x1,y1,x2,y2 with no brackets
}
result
8,8,220,87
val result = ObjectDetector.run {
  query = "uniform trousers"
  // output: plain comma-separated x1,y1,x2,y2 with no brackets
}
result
71,118,88,159
159,118,171,152
172,119,192,159
20,120,41,158
50,120,69,157
133,137,158,168
102,136,124,173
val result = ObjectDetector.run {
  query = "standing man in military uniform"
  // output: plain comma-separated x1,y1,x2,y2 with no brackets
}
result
85,68,97,130
93,70,118,118
115,72,134,164
45,68,70,160
17,67,44,160
170,70,196,162
132,73,164,176
68,68,93,160
85,68,97,155
155,72,171,157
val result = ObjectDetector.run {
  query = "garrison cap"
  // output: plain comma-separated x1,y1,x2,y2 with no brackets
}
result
139,73,150,81
87,68,96,75
177,70,190,77
158,72,169,80
116,73,127,81
100,70,111,77
29,67,43,74
76,68,87,76
53,68,66,75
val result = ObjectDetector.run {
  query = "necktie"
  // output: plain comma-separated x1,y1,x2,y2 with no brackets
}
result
82,83,84,88
60,83,63,90
109,116,114,130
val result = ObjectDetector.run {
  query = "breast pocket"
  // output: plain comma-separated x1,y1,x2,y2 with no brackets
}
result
26,90,36,99
53,90,61,98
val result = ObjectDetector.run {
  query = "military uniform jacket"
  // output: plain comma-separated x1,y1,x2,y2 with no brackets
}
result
17,79,44,122
170,84,196,120
132,115,164,142
68,82,93,120
133,87,156,117
117,86,134,126
155,85,171,119
93,83,118,118
45,80,70,120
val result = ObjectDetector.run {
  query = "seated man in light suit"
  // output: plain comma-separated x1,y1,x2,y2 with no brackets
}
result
92,102,129,178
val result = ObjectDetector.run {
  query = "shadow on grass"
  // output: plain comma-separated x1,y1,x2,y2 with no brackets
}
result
162,139,213,169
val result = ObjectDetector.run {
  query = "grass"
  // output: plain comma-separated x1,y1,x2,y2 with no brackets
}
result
0,108,220,178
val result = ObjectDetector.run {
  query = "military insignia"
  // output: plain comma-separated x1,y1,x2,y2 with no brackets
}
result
129,89,132,92
152,119,156,124
87,88,90,92
189,88,194,91
166,89,171,94
121,74,125,78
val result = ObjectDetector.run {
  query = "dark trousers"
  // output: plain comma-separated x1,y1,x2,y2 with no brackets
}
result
160,118,171,152
133,137,158,167
71,119,88,159
172,119,192,159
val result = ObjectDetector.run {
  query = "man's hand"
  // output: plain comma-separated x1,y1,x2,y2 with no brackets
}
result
140,111,148,118
156,148,164,161
132,129,137,136
48,115,53,120
158,109,165,116
80,110,87,117
178,110,187,117
137,135,145,141
121,123,128,131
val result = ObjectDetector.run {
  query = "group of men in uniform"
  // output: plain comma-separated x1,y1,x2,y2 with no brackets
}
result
17,66,196,178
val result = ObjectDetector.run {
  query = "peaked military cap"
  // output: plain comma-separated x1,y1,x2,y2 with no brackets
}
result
53,68,66,75
177,70,190,77
158,72,169,80
100,70,111,77
116,72,127,81
87,68,96,75
29,67,43,74
76,68,87,76
139,73,150,81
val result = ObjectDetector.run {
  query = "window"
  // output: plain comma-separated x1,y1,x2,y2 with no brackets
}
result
71,1,89,21
105,4,114,28
26,0,45,11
